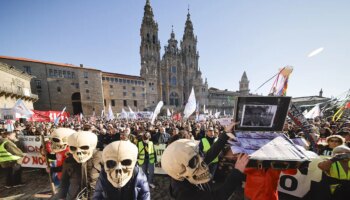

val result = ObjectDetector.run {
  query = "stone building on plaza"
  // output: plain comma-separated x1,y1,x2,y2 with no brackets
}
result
101,72,146,113
0,0,250,115
0,62,38,112
0,56,104,115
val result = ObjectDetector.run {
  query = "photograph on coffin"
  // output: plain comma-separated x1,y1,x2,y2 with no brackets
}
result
234,96,291,132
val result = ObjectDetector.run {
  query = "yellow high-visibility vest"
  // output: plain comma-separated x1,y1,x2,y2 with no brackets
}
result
201,137,219,163
329,161,350,194
0,140,21,163
137,141,155,165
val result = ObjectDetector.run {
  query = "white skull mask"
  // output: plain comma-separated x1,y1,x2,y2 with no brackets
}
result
161,139,211,184
50,128,75,153
68,131,97,163
102,141,138,188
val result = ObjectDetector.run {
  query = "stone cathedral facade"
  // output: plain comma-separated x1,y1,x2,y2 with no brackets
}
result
140,0,208,110
0,0,250,115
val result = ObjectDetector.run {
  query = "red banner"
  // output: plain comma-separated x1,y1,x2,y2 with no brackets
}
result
29,110,70,122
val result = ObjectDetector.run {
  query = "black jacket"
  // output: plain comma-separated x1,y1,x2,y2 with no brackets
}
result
169,133,245,199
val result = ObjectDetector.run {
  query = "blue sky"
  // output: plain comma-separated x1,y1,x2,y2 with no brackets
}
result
0,0,349,98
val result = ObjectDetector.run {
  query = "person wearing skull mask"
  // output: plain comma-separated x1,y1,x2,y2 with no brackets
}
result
56,131,102,200
41,128,75,186
161,122,249,200
93,141,150,200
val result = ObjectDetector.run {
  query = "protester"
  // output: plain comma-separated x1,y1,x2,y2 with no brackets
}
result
42,127,75,186
319,135,345,156
317,145,350,200
137,132,157,189
56,131,102,199
93,141,150,199
199,126,219,179
0,131,25,188
161,122,249,200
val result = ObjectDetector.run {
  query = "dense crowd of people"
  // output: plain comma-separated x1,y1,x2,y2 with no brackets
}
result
0,114,349,199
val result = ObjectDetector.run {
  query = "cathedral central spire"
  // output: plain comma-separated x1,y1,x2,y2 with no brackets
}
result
143,0,154,20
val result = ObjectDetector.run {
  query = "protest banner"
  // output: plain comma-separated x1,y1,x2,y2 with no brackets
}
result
154,144,167,175
217,118,232,126
278,157,324,198
288,104,318,152
0,108,15,120
29,110,70,122
18,136,46,168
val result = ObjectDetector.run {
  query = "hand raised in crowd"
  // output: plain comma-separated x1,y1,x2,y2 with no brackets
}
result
224,121,239,133
234,153,249,173
224,121,239,140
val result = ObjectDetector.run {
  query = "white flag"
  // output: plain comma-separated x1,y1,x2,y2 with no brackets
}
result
203,105,208,114
214,111,221,119
151,101,164,124
304,104,322,119
128,106,134,113
121,108,128,119
128,106,136,119
167,108,171,117
13,99,32,117
184,87,196,119
107,104,115,120
224,110,226,116
101,109,105,118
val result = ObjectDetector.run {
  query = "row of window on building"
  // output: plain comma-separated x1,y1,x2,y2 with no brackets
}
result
105,99,138,107
48,69,76,79
102,76,145,86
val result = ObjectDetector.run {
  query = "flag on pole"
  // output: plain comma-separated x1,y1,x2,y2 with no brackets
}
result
304,104,322,119
184,87,196,119
214,111,221,119
271,66,293,96
13,99,32,117
107,104,115,120
167,108,171,117
121,108,128,119
80,113,83,121
128,106,136,119
223,110,226,116
151,101,164,124
101,109,105,118
173,113,182,121
54,107,66,125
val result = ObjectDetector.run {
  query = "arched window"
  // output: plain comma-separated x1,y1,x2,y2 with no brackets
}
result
153,35,156,44
170,92,179,107
171,76,177,86
147,33,150,42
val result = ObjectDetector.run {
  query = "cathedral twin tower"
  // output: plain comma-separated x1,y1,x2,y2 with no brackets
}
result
140,0,208,109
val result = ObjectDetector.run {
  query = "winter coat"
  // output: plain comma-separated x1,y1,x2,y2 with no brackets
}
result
56,150,102,200
93,165,150,200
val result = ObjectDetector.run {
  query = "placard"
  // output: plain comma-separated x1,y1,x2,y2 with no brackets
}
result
154,144,166,174
1,108,15,120
234,96,291,131
18,136,46,168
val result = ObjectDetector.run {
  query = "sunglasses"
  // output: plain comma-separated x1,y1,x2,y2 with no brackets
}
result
329,139,341,143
